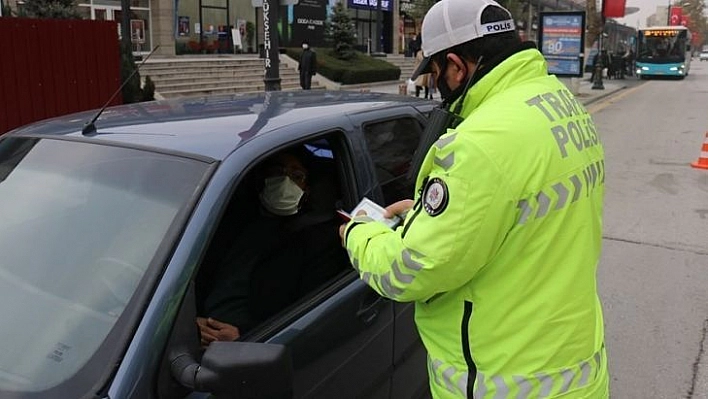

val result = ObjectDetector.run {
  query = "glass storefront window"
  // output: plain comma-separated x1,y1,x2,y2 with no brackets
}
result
92,0,120,6
129,9,151,52
77,5,92,19
130,0,149,8
76,0,151,54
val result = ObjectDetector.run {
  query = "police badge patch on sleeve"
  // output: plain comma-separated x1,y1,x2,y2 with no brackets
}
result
423,178,449,216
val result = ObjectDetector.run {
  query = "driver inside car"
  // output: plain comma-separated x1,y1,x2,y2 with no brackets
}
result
197,149,348,346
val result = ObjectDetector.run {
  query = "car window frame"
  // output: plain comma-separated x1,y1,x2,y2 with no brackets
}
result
191,127,362,344
355,109,427,205
150,124,393,398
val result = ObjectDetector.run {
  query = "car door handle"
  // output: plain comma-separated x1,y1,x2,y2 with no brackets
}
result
357,296,385,325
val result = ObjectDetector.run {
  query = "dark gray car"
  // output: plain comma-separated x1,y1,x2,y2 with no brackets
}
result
0,91,435,399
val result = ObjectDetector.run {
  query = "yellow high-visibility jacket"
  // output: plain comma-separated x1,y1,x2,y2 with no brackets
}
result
344,48,609,398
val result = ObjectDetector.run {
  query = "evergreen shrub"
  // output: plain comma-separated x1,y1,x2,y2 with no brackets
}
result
285,48,400,85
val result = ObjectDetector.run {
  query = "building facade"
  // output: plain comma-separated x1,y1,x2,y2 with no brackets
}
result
647,6,670,27
4,0,589,57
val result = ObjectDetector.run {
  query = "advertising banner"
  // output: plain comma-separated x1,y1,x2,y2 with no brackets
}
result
130,19,145,44
178,16,189,36
539,11,585,77
293,0,327,47
347,0,391,12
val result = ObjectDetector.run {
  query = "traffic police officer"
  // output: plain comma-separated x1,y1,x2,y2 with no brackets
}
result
339,0,609,397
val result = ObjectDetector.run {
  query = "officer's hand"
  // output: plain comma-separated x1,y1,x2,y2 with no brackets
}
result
385,200,413,219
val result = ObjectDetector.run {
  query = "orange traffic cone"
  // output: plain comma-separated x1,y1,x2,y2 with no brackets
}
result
691,132,708,170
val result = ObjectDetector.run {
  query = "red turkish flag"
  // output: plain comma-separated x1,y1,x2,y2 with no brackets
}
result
669,6,683,26
603,0,626,18
681,14,690,27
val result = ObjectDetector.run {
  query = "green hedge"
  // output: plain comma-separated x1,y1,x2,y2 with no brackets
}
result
285,47,400,85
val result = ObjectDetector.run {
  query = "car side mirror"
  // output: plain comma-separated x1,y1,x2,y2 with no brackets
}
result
193,341,293,398
162,283,294,398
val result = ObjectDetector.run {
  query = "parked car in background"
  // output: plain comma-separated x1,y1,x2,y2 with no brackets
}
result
0,91,436,399
700,51,708,61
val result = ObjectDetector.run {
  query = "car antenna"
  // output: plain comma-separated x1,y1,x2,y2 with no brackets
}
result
82,45,161,136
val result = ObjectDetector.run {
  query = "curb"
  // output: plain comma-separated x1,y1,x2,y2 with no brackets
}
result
580,84,628,106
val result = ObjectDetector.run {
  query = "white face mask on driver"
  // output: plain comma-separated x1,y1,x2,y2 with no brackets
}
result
259,176,304,216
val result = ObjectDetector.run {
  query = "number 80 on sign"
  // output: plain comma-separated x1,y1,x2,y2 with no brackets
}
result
545,40,563,54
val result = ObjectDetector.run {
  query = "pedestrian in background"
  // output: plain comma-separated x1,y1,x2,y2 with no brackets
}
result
623,48,634,76
408,33,420,57
426,73,437,100
339,0,609,396
601,49,611,79
413,50,430,98
411,33,421,55
298,40,317,90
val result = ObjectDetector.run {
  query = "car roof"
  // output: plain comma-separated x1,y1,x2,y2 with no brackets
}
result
6,91,431,161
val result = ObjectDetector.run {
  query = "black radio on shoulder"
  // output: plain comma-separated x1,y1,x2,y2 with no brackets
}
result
407,56,483,181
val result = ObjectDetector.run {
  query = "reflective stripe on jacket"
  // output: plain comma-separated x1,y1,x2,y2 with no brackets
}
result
344,48,608,398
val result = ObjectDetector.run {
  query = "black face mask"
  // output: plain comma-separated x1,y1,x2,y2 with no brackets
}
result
436,71,454,102
436,75,455,102
436,56,470,105
435,57,454,102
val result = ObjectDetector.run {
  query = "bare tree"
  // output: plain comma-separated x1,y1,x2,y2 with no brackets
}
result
680,0,708,47
585,0,603,48
409,0,436,21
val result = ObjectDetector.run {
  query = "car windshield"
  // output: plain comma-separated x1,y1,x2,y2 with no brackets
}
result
0,137,209,395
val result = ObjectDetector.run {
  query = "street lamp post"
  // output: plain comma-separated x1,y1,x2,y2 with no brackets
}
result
262,0,281,91
526,1,533,41
120,0,131,50
592,15,606,90
537,0,542,39
375,0,382,53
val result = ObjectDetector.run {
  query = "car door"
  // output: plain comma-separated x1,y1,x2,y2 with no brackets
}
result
109,112,412,399
169,125,396,399
348,106,431,399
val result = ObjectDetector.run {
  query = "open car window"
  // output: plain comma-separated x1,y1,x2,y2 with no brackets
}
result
194,133,352,342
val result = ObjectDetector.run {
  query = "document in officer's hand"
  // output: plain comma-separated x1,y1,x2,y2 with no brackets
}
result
337,197,402,229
